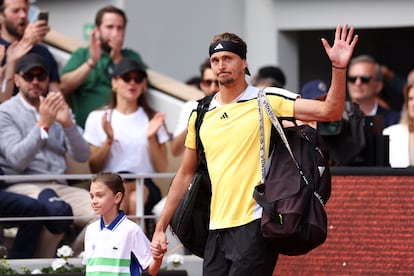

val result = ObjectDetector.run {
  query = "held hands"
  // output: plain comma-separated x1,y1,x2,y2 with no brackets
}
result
151,243,165,260
151,231,168,258
321,24,359,69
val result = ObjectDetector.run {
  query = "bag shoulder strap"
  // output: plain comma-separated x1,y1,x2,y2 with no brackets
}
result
195,95,214,161
255,88,309,220
257,88,301,184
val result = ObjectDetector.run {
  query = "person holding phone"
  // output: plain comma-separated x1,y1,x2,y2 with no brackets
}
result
60,5,147,129
37,10,48,23
0,0,60,103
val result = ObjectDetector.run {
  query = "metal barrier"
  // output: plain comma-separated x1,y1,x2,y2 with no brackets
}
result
0,172,175,230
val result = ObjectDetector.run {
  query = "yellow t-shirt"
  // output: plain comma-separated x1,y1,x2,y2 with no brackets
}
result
185,86,296,230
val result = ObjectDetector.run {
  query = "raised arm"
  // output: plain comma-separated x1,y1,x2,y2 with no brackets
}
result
88,112,113,173
60,29,101,95
147,112,168,173
294,24,358,122
0,39,33,102
0,45,11,103
54,92,90,162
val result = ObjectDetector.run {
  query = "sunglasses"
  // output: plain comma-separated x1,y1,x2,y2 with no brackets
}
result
347,75,373,84
21,72,48,82
119,73,145,84
202,79,219,86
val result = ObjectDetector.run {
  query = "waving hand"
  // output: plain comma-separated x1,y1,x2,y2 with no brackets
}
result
321,24,358,69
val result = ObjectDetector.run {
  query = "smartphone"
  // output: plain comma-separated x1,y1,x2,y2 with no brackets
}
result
38,10,49,24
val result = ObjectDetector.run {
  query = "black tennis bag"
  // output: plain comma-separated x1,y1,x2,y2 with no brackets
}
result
170,95,213,258
170,162,211,258
254,123,331,256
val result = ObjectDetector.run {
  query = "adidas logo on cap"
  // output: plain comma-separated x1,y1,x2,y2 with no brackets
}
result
214,43,224,51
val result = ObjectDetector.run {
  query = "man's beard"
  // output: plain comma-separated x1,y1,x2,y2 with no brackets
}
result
24,92,41,106
5,20,24,40
219,78,234,85
23,86,47,105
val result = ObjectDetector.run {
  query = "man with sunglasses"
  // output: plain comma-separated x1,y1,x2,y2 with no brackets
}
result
171,58,219,157
0,52,95,257
60,5,147,129
347,55,400,128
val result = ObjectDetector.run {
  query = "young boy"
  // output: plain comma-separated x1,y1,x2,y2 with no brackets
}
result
84,172,163,275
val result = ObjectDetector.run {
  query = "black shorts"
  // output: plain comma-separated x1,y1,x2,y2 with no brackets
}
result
203,219,279,276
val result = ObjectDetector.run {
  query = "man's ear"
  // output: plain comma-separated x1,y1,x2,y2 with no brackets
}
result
14,74,20,88
374,79,384,95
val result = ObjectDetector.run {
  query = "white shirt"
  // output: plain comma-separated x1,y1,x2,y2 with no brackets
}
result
383,123,410,168
173,100,198,137
83,108,170,173
83,212,152,275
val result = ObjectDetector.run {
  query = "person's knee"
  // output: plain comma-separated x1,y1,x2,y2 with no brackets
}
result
19,196,47,217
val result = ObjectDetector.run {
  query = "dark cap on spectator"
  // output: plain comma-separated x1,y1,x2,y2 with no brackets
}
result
301,80,328,100
15,53,48,74
112,58,147,78
252,66,286,88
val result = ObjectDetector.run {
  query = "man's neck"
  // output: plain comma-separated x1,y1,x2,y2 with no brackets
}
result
18,93,40,111
0,28,18,44
355,99,377,116
219,80,248,104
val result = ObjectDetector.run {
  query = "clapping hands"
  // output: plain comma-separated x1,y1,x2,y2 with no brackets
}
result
147,112,166,139
39,91,73,128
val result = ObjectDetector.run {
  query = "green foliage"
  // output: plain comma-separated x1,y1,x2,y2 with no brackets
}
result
40,262,85,274
0,258,18,274
0,245,85,274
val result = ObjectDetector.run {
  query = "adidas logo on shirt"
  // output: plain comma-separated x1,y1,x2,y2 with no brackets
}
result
214,43,224,51
220,112,229,119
